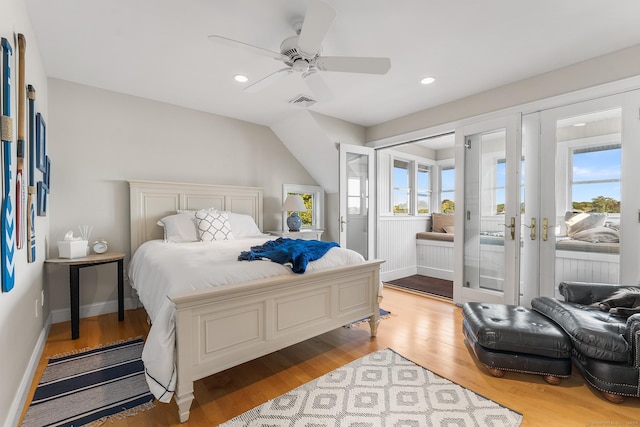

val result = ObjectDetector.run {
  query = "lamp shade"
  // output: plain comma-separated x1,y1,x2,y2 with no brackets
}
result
282,194,307,212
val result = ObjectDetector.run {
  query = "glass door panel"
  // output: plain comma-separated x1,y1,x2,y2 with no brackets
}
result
455,116,521,305
339,144,375,259
539,105,623,299
464,130,507,293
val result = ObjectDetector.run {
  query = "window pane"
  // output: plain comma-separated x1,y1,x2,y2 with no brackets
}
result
417,194,430,214
573,147,621,182
572,145,621,213
572,183,621,212
393,159,410,214
348,178,361,215
393,160,409,188
417,165,430,214
393,189,410,213
417,165,429,189
441,167,455,213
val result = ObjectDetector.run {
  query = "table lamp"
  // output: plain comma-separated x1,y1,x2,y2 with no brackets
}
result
282,194,307,232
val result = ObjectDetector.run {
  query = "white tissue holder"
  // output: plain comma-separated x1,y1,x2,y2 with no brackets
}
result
58,240,88,259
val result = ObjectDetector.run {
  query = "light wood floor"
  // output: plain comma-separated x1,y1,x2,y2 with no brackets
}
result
20,287,639,426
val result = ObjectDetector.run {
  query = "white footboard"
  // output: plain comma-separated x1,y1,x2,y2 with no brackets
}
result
170,260,383,422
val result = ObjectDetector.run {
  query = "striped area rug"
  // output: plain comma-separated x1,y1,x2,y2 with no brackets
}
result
22,338,154,427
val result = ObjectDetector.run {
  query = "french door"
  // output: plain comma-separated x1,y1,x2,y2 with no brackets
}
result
339,144,375,260
455,91,640,306
454,116,522,305
521,91,640,304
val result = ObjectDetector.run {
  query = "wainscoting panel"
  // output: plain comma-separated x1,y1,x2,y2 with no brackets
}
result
416,240,454,280
379,217,428,281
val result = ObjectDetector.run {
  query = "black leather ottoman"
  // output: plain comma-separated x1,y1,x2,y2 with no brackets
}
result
462,302,572,384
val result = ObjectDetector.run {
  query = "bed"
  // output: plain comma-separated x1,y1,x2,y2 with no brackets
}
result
127,180,383,422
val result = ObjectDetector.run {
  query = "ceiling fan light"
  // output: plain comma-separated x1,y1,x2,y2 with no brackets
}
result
420,76,436,85
234,74,249,83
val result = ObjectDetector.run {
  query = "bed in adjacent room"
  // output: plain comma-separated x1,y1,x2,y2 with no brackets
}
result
127,180,383,423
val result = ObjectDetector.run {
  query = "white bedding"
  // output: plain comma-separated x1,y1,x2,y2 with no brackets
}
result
128,237,367,402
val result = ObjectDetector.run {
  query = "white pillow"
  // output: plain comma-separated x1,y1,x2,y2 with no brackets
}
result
227,212,262,237
157,213,199,242
195,210,234,241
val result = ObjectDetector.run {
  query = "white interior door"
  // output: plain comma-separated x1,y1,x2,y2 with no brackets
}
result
339,144,375,259
454,116,522,305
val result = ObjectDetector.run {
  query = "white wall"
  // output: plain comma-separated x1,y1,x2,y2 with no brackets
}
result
46,78,318,318
367,44,640,144
0,1,49,425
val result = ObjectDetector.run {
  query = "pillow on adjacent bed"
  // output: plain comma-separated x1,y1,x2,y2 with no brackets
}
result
227,212,262,237
195,210,234,241
157,213,199,242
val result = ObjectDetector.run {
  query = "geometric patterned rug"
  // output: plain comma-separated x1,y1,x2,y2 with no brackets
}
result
220,348,523,426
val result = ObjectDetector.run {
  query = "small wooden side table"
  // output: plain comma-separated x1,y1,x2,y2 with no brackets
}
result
45,252,126,340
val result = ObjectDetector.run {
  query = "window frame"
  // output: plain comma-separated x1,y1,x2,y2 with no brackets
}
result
282,184,325,231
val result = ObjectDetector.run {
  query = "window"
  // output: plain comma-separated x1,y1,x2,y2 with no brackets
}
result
440,167,455,213
416,164,430,214
571,144,621,213
282,184,324,230
393,159,410,214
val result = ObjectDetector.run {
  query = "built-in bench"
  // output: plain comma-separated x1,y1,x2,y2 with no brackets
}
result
416,212,620,286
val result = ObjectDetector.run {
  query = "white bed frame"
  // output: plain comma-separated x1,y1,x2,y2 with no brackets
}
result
128,180,383,422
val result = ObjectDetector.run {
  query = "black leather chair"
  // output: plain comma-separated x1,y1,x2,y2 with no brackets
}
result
532,281,640,403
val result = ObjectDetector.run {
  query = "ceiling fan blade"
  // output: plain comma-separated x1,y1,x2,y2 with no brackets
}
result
302,69,333,101
209,35,284,61
296,0,336,58
316,56,391,74
244,68,292,93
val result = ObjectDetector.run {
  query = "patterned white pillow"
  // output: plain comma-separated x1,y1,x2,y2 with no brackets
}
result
195,210,234,241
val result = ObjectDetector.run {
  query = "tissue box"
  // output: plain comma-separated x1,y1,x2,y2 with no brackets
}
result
58,240,88,259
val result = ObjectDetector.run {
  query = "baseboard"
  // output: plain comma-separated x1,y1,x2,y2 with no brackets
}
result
416,266,454,281
51,297,138,324
380,266,417,282
7,312,52,427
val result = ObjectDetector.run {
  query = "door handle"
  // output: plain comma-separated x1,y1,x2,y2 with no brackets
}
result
530,218,536,240
543,218,548,241
340,216,346,232
522,218,536,240
509,217,515,240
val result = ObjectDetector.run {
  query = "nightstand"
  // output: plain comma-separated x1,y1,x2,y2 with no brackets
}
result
268,230,324,240
45,253,126,339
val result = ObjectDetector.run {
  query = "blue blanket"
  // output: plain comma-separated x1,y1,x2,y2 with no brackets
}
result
238,237,339,273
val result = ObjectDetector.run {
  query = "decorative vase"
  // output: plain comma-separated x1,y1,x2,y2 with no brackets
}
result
287,212,302,232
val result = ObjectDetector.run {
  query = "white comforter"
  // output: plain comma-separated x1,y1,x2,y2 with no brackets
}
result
128,237,366,402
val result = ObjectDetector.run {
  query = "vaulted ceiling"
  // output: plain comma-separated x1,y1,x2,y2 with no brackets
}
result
26,0,640,128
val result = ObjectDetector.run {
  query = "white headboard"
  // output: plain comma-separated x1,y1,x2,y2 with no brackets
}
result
128,180,264,254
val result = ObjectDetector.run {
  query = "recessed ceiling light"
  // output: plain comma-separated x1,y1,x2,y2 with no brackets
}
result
573,122,587,127
234,74,248,83
420,76,436,85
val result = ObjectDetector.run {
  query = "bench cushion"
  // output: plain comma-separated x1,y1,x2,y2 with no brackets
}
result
416,231,454,242
462,302,571,359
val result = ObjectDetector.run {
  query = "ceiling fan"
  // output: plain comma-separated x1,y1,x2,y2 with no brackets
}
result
208,0,391,101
